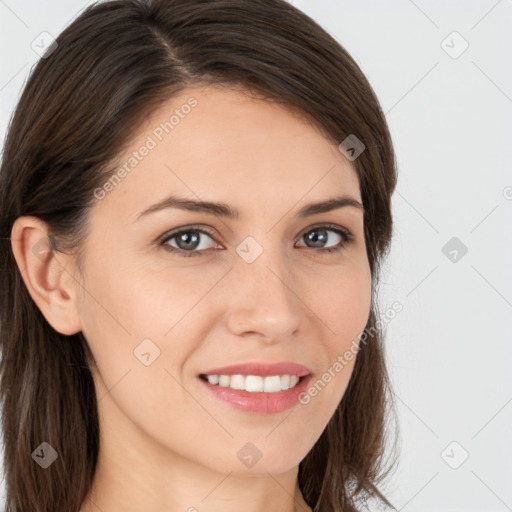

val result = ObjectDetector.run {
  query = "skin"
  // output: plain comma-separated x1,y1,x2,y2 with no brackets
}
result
11,84,372,512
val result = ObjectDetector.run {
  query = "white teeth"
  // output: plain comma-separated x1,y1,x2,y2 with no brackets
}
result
218,375,230,387
245,375,263,392
263,375,281,392
204,374,302,393
207,375,219,385
229,374,245,390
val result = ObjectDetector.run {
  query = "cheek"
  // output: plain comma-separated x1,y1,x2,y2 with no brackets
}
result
76,257,208,442
306,258,372,344
78,254,228,385
298,259,371,409
117,254,230,329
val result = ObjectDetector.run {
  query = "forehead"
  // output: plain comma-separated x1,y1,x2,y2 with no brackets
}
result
92,85,361,223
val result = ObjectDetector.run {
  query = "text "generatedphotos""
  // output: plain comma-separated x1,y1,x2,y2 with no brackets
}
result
94,97,198,200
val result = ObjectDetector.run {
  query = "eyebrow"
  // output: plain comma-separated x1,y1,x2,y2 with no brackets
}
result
134,194,364,222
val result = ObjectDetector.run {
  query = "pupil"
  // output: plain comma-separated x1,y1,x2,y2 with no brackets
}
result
177,231,200,250
306,229,327,248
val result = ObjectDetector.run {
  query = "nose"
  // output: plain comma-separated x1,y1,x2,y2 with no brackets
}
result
224,248,301,342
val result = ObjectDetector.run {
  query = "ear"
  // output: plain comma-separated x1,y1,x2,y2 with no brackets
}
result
10,216,82,336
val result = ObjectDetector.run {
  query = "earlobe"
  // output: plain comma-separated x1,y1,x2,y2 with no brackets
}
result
10,216,82,336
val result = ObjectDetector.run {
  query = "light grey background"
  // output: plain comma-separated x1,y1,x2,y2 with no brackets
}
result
1,1,511,510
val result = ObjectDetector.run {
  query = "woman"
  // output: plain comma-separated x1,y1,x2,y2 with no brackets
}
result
0,1,399,510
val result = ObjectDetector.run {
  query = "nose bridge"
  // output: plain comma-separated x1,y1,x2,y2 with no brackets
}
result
226,238,301,339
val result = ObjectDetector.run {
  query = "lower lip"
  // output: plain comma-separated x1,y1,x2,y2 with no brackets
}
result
198,375,313,414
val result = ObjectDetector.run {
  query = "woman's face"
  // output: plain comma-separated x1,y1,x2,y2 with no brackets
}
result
74,84,371,475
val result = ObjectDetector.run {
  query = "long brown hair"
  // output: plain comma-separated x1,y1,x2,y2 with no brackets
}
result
0,1,399,510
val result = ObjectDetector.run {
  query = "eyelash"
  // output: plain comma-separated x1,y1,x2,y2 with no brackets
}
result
158,224,355,258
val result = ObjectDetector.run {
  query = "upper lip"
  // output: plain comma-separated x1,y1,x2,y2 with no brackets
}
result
199,361,312,377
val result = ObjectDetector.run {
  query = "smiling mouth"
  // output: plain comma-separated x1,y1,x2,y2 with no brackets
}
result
199,373,305,393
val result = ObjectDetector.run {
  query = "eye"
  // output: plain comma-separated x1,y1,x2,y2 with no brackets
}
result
295,224,354,254
158,223,355,258
159,227,219,258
